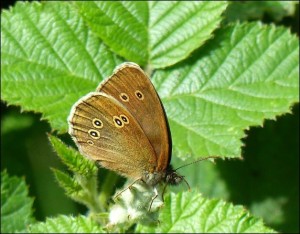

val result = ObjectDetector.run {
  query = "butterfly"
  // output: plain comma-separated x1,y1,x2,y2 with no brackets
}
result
68,62,218,211
68,62,185,186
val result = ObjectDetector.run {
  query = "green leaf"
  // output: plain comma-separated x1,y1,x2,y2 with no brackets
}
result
28,215,105,233
1,170,35,233
1,2,298,161
1,2,122,133
75,1,227,68
136,192,276,233
74,2,148,65
153,22,299,159
51,168,82,199
48,135,97,176
52,167,101,213
148,2,227,68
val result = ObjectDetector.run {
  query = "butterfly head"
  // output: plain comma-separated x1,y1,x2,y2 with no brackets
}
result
165,167,184,185
165,165,191,190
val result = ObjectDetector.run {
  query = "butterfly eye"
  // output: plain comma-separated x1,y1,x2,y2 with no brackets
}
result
88,129,100,139
120,114,129,124
87,140,94,145
92,118,103,128
113,116,124,128
135,90,144,100
119,93,129,102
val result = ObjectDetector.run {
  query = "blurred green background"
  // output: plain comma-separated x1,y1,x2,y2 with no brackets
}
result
1,1,299,233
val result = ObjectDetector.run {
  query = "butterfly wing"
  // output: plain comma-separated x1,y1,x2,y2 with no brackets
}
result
97,63,172,172
68,92,157,179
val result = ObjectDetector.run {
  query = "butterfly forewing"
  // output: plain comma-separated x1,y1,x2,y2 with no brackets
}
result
97,63,172,172
68,92,157,179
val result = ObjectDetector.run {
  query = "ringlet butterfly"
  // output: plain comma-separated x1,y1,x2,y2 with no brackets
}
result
68,62,217,210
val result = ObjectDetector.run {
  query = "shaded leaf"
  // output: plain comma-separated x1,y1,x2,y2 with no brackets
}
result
1,170,35,233
225,1,298,23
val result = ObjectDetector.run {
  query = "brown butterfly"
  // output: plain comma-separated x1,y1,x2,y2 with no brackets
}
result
68,62,217,208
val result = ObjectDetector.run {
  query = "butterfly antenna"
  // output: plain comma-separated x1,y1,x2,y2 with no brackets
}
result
182,176,191,191
175,156,221,171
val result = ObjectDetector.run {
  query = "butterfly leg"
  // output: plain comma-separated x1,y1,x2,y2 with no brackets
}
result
148,187,158,212
113,178,141,200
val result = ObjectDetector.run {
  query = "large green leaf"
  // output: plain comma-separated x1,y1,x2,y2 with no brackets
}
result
75,1,227,68
1,171,35,233
1,2,122,132
136,192,275,233
153,22,299,158
1,2,298,160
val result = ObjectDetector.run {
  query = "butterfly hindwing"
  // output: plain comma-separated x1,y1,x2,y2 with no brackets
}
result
68,92,157,179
